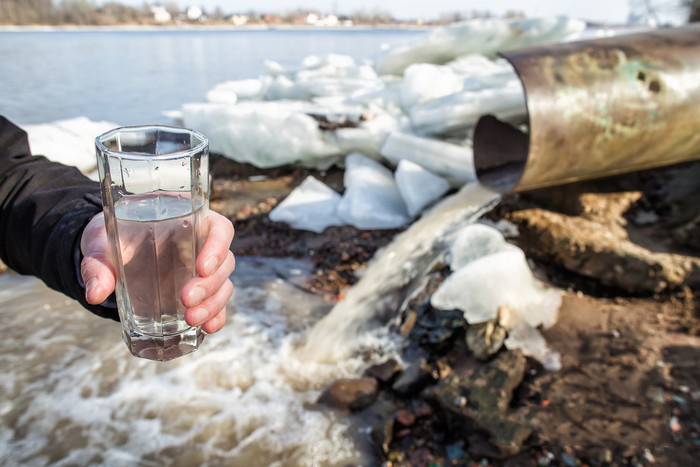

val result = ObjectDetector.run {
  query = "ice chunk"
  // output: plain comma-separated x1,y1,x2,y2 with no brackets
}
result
400,64,463,112
447,54,514,78
182,102,344,168
297,78,384,99
207,78,270,102
380,131,475,185
374,17,586,75
394,160,450,217
25,117,117,173
335,113,399,159
302,53,355,70
269,176,344,233
505,323,562,371
408,79,526,135
264,59,289,77
431,249,561,329
266,75,313,101
337,153,411,230
448,223,520,270
206,87,238,105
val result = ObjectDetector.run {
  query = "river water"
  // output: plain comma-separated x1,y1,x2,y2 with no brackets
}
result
0,27,425,126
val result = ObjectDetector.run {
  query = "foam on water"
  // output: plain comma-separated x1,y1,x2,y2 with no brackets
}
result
0,258,378,466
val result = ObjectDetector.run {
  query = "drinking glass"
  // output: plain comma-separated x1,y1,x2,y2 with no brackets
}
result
95,125,209,361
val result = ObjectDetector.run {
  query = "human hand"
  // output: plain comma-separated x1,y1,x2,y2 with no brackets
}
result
80,211,235,334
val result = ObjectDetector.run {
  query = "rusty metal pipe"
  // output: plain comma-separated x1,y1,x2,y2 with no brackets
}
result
474,25,700,193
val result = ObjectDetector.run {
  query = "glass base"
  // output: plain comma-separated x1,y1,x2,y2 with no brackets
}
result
122,326,204,361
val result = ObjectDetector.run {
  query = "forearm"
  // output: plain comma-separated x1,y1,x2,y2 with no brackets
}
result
0,116,118,320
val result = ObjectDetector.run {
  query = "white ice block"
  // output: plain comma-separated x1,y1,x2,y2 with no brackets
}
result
182,102,343,168
431,249,561,329
394,160,451,217
448,223,520,270
400,64,464,112
374,17,586,76
380,131,475,185
207,78,270,102
25,117,117,173
408,79,527,135
269,176,344,233
336,153,411,230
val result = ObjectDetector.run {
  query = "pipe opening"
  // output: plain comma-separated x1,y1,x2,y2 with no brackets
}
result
473,114,529,194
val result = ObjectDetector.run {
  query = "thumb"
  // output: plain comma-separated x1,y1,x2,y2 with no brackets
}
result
80,213,116,305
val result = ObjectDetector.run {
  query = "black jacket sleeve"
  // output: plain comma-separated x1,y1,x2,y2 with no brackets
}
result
0,116,118,321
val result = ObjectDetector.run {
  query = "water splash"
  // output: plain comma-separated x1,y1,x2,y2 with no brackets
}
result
299,182,500,363
0,258,371,466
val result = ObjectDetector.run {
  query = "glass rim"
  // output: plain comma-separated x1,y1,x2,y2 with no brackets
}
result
95,124,208,161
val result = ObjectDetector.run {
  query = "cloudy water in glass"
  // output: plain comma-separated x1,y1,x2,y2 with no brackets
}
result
112,191,207,336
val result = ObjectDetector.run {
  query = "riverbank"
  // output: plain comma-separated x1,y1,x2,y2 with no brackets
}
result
210,153,700,465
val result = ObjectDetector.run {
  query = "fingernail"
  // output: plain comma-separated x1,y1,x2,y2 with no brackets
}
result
203,256,217,276
192,308,208,325
187,286,206,306
85,277,98,298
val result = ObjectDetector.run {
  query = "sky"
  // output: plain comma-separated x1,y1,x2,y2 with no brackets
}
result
111,0,637,24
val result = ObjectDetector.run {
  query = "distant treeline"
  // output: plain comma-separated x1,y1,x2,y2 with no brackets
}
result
0,0,156,25
1,0,698,26
0,0,409,26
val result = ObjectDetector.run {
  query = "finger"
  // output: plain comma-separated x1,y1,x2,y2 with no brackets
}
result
80,213,117,305
201,308,227,334
81,255,116,305
185,278,233,328
182,250,235,308
197,211,234,277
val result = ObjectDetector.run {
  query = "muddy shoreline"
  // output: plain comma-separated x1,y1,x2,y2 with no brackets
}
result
213,153,700,466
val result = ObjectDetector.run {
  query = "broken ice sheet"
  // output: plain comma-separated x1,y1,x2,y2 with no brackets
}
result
182,101,344,168
269,176,344,233
394,160,450,218
336,153,411,230
399,63,464,112
408,79,527,136
380,131,475,185
373,16,586,76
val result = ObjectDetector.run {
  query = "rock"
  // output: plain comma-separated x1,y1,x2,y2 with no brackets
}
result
364,358,403,385
499,163,700,295
407,306,466,352
395,409,416,427
391,356,435,395
466,319,507,361
423,350,531,458
509,207,700,294
317,377,379,411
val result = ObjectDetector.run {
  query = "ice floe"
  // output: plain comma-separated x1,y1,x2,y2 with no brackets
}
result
180,16,587,176
25,117,117,173
373,17,586,75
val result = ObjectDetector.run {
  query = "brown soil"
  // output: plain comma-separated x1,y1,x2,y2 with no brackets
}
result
211,154,700,466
